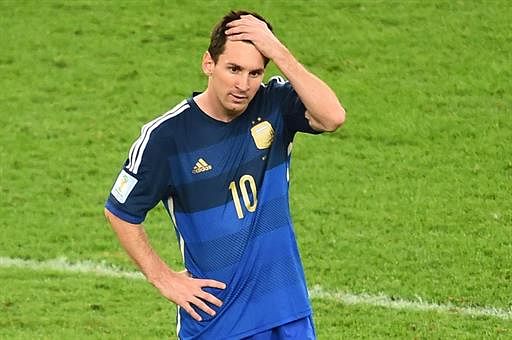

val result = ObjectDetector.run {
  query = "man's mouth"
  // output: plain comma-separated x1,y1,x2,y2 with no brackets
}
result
230,93,247,101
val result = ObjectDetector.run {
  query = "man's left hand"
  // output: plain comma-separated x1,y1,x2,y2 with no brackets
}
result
224,14,286,61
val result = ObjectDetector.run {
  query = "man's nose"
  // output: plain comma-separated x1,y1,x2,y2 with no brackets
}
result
235,73,250,92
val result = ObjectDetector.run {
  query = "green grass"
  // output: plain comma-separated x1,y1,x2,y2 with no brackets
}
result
1,0,511,338
1,268,173,339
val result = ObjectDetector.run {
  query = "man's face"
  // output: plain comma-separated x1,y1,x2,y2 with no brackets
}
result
204,40,265,118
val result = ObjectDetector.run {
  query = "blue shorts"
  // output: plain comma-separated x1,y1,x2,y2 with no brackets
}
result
242,316,316,340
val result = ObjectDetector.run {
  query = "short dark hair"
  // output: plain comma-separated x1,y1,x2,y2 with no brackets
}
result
208,10,273,66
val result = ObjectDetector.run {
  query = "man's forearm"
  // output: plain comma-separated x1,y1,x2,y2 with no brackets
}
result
272,47,345,132
224,15,345,132
104,208,173,288
104,208,227,321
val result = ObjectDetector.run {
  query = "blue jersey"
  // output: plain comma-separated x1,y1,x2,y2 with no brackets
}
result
106,77,320,339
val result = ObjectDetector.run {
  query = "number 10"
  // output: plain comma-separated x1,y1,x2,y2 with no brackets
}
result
229,174,258,219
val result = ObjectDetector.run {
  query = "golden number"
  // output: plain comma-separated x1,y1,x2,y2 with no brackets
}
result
228,181,244,219
229,174,258,219
240,175,257,213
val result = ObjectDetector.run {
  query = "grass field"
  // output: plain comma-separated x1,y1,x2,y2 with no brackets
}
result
1,1,511,339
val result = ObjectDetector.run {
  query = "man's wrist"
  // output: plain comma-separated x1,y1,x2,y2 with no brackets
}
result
269,44,292,67
271,47,304,81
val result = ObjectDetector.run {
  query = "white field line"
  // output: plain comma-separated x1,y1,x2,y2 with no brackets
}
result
0,256,144,280
1,256,511,320
308,285,512,320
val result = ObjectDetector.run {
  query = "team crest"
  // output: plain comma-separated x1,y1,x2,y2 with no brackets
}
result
251,120,274,149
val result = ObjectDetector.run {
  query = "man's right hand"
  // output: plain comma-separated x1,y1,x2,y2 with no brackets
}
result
152,269,227,321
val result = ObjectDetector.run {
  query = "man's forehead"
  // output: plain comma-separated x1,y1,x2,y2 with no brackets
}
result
218,40,265,69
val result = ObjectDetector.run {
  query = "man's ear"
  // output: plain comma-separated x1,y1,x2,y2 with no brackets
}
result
201,51,215,76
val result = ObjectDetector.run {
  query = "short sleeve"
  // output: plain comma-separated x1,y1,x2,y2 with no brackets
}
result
105,130,171,224
266,76,321,135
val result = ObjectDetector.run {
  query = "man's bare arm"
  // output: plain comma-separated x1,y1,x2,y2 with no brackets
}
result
104,208,226,321
225,15,345,132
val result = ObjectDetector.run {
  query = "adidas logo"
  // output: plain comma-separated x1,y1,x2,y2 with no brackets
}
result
192,158,212,174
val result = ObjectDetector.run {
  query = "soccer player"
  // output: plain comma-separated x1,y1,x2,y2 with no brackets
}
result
104,10,345,339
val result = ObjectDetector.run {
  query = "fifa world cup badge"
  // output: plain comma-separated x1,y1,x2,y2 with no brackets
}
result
111,170,138,203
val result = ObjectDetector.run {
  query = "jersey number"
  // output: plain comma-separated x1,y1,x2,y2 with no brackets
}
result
229,174,258,219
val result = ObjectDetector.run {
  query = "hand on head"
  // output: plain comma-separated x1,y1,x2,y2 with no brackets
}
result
224,15,285,61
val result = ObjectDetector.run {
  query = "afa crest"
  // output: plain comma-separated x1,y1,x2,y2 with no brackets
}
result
250,120,274,150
